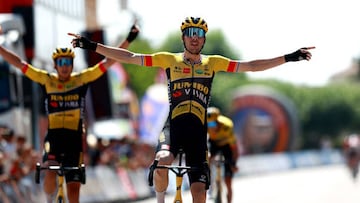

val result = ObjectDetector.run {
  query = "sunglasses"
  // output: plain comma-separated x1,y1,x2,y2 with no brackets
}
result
56,58,73,67
207,121,217,128
183,27,206,38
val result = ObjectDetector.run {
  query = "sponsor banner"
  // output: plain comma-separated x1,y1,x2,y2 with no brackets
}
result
80,167,107,203
289,150,344,168
94,165,126,201
8,150,344,203
117,167,137,200
236,149,344,177
127,169,153,198
80,166,154,203
237,153,292,175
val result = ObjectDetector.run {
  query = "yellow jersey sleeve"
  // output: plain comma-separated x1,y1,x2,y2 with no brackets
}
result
77,62,107,84
22,64,52,85
208,55,240,73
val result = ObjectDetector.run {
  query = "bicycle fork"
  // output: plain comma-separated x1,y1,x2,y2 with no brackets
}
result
56,174,66,203
215,163,222,203
174,175,183,203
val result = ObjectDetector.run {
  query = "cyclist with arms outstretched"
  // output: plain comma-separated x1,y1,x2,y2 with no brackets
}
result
69,16,314,203
0,24,139,203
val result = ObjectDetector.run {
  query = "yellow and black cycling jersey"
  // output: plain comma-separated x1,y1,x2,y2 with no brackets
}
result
142,52,239,124
21,62,107,131
208,115,236,147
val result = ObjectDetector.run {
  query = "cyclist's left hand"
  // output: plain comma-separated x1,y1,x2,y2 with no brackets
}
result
68,33,97,51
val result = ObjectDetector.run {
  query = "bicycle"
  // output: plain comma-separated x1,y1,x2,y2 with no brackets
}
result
148,149,195,203
345,149,360,180
34,157,86,203
210,154,225,203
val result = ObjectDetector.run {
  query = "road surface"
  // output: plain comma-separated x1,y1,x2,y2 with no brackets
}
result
134,164,360,203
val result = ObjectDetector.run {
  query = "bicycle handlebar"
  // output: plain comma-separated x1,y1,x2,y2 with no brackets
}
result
148,160,196,186
35,162,86,184
41,165,85,171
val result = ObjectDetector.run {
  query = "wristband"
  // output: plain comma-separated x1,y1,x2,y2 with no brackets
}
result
126,25,139,43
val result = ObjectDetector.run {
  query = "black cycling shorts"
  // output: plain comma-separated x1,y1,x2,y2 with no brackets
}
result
157,114,210,189
43,128,84,183
209,142,235,177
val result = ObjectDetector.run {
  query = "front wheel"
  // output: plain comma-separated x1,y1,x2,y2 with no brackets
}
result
215,189,222,203
57,196,65,203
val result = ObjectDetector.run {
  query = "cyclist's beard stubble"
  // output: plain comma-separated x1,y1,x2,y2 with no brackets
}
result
185,45,202,55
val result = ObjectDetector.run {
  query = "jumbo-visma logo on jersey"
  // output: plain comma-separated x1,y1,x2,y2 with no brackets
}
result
50,94,80,109
170,77,212,124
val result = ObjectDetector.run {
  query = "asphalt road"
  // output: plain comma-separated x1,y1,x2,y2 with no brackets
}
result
134,164,360,203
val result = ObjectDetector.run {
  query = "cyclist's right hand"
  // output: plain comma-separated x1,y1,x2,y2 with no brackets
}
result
148,160,158,186
68,33,97,51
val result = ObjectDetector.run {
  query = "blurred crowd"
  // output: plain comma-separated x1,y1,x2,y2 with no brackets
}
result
86,136,155,170
0,124,155,202
0,125,41,203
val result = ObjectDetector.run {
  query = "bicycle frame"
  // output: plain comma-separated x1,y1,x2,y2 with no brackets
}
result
35,163,86,203
148,150,193,203
56,170,66,203
212,154,225,203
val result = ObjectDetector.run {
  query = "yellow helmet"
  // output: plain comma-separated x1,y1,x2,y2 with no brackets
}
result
207,107,220,122
180,17,208,33
52,47,75,60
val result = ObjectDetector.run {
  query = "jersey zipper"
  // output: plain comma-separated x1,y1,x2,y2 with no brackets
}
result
189,63,194,113
61,81,66,128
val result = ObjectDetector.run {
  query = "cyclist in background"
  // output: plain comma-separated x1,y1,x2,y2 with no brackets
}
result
69,16,314,203
207,107,238,203
343,133,360,179
0,24,139,203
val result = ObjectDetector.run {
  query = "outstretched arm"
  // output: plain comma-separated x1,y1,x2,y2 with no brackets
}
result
0,45,27,69
0,26,27,70
238,47,315,72
101,23,140,69
69,28,143,66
